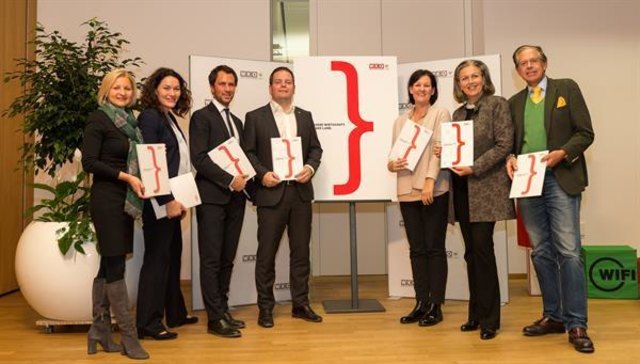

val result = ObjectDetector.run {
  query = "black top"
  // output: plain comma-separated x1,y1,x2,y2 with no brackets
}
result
81,110,134,256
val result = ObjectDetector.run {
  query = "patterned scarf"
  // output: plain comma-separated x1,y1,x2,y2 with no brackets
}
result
99,102,144,219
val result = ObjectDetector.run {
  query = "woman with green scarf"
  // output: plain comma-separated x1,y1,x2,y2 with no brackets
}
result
81,69,149,360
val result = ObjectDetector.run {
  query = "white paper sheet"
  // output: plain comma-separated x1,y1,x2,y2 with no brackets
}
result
136,143,170,197
151,172,202,219
207,138,256,179
388,120,433,172
509,151,548,199
440,120,473,168
270,137,304,181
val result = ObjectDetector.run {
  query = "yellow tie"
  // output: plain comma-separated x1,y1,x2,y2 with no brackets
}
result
531,86,543,104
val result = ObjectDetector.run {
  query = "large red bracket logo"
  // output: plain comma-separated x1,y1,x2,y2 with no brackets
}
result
146,145,162,194
401,124,421,160
331,61,374,195
217,145,244,176
521,154,538,196
451,123,466,166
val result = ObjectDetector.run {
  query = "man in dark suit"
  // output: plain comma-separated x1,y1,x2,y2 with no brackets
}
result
244,66,323,328
506,45,595,353
190,65,249,338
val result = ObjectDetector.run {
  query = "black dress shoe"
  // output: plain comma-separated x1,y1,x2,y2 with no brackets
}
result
460,320,480,331
258,311,274,328
568,327,595,353
480,328,497,340
224,312,246,329
418,304,443,327
523,316,565,336
137,328,178,340
207,319,241,338
167,315,199,328
400,301,429,324
292,304,323,323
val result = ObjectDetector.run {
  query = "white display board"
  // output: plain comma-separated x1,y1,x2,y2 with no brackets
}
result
294,56,398,201
388,55,510,303
189,56,292,308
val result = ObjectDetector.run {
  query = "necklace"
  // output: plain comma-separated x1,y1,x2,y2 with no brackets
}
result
411,106,429,121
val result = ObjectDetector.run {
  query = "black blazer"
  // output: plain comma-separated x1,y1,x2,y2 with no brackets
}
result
509,78,594,195
244,104,322,207
190,102,246,205
138,108,185,206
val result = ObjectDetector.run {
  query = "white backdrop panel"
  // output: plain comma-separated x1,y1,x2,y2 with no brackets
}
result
294,56,398,201
397,55,502,114
388,54,509,303
189,56,292,308
387,203,510,303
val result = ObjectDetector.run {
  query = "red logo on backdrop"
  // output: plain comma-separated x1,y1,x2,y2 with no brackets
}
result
331,61,374,195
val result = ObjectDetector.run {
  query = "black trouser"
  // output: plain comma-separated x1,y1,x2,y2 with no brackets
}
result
137,215,188,331
255,184,312,312
399,193,449,304
452,174,501,330
197,193,246,322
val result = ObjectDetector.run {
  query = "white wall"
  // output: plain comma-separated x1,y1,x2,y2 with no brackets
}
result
483,0,640,249
37,0,640,278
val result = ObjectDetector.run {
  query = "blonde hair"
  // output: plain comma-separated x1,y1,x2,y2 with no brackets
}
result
97,69,137,107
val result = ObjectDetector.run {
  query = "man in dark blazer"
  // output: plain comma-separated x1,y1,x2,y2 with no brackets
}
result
244,66,323,328
190,65,249,338
506,45,595,353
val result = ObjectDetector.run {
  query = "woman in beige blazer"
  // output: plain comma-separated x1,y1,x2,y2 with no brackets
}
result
388,69,451,327
450,59,515,340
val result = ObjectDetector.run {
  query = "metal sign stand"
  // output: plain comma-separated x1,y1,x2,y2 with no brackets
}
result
322,202,386,313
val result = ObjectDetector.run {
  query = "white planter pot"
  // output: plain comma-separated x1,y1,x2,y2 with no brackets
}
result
15,221,144,321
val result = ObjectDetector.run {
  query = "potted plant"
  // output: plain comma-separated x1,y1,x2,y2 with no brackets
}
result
3,18,144,321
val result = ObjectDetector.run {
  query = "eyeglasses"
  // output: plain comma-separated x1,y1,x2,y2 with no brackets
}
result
458,73,482,84
518,58,542,68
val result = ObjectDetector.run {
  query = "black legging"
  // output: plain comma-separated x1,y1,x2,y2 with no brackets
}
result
96,255,126,283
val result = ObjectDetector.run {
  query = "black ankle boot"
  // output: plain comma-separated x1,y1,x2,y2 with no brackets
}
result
418,303,443,326
400,301,429,324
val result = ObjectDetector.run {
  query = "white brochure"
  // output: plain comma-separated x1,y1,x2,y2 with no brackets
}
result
388,120,433,172
208,138,256,180
271,137,304,181
440,120,474,168
509,151,548,199
136,143,170,197
151,172,202,219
